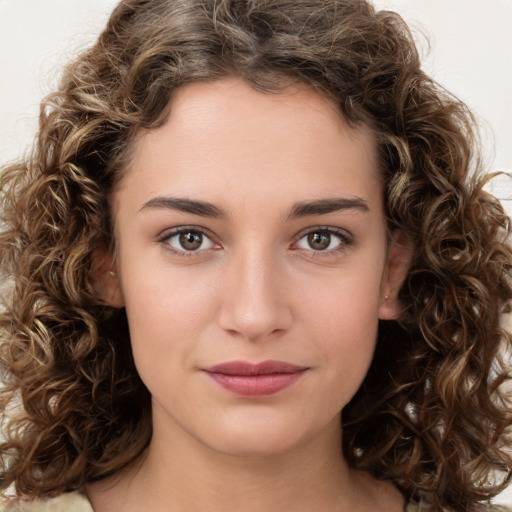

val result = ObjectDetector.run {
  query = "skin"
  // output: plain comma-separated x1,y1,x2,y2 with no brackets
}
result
88,77,411,512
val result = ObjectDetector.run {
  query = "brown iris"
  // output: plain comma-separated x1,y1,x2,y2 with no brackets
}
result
179,231,203,250
307,232,331,250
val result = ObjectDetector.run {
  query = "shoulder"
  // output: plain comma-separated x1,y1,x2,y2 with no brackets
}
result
0,492,93,512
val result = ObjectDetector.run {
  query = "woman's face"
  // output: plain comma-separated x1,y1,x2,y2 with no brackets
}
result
108,77,409,458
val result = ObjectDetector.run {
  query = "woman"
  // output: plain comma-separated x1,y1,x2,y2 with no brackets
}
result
1,0,511,510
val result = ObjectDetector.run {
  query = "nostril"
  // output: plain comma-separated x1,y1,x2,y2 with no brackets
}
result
219,304,292,342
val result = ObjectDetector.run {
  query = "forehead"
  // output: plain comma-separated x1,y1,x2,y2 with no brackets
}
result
164,77,345,134
119,77,380,207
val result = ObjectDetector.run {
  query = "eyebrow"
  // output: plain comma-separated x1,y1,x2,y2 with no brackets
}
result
140,197,225,218
287,197,369,218
139,195,369,219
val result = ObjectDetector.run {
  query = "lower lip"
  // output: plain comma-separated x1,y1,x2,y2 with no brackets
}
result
204,371,306,397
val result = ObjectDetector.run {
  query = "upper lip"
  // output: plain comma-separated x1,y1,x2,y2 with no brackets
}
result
202,360,309,376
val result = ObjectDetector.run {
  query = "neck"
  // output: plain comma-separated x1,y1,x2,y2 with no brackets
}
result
87,413,403,512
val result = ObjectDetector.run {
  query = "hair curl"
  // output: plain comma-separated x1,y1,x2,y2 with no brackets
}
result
1,0,511,509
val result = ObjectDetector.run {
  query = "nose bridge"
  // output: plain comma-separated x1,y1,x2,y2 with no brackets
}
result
219,242,291,341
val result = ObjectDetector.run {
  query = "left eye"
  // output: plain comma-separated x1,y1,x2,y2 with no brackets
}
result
296,230,348,251
164,229,217,252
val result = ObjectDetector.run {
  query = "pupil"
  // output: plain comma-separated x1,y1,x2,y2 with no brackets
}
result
308,232,330,250
180,231,202,250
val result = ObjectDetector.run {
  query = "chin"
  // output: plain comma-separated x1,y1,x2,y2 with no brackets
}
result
206,434,304,459
195,413,339,460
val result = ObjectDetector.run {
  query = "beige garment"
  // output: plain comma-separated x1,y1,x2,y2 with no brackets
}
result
0,492,93,512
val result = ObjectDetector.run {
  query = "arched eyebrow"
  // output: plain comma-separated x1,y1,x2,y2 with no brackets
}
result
139,195,369,219
139,197,225,218
287,197,369,219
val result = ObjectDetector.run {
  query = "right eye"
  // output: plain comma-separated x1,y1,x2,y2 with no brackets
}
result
162,228,218,254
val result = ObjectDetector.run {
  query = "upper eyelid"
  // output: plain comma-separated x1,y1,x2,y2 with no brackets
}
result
158,225,217,242
293,226,353,242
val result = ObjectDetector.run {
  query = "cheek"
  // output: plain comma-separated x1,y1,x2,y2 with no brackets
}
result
298,264,383,399
318,294,379,377
298,252,383,338
120,263,220,374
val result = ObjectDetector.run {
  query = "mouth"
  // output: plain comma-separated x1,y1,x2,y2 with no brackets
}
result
201,360,309,397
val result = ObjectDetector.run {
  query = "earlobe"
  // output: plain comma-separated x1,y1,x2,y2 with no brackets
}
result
378,231,413,320
91,247,125,308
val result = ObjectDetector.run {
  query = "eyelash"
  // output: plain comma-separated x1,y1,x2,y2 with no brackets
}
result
293,227,354,257
158,226,220,257
158,226,353,258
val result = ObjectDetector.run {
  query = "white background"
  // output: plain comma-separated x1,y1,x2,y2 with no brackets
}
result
0,0,511,505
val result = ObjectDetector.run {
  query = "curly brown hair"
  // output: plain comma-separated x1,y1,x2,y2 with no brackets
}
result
1,0,511,510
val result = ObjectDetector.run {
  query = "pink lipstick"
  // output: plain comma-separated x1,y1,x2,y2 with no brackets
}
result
202,360,308,397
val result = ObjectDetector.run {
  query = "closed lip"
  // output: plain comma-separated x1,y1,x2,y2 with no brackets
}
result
201,360,309,397
202,360,309,376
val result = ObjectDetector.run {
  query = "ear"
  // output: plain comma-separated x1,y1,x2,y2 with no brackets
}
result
378,230,413,320
91,247,125,308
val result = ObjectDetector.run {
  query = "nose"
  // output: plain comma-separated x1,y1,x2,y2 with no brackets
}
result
218,247,293,342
